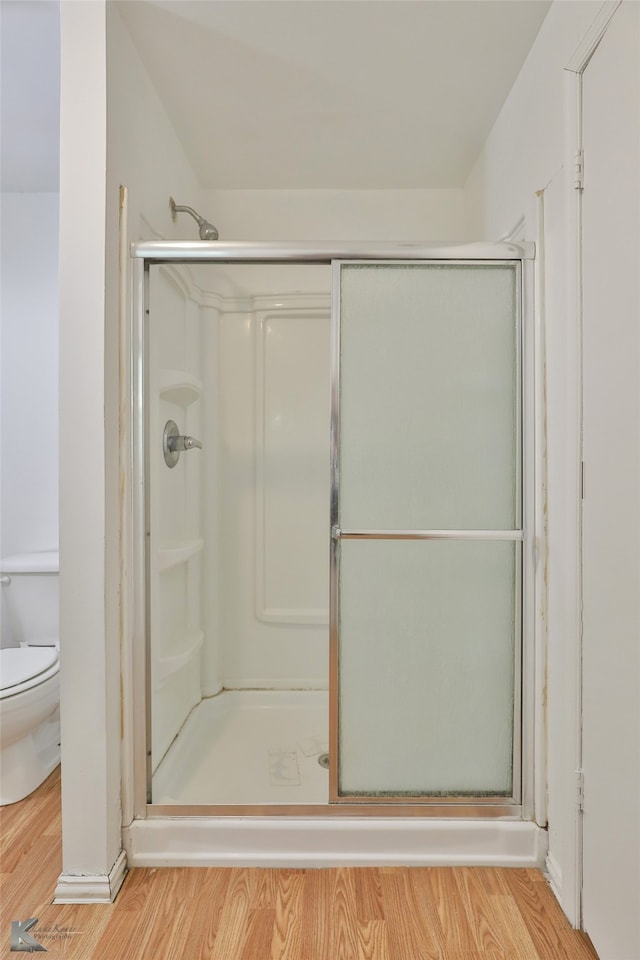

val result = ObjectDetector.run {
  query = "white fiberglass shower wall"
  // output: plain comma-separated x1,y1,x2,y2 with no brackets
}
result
146,260,332,803
147,264,318,764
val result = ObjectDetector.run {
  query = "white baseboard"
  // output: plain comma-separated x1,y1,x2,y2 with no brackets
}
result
53,849,128,903
124,818,547,869
545,850,563,901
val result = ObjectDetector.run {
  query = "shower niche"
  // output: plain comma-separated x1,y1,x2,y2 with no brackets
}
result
133,243,533,817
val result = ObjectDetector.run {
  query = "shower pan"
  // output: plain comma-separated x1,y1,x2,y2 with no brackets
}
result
126,241,543,863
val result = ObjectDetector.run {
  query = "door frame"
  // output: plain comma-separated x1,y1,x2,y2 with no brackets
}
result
562,0,623,928
128,241,539,822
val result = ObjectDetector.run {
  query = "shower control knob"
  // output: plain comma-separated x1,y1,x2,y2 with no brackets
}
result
163,420,203,468
173,434,203,452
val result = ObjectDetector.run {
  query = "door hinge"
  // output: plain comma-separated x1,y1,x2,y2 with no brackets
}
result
574,149,585,190
581,461,585,499
576,769,585,811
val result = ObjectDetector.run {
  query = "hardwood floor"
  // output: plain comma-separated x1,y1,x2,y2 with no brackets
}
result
0,768,599,959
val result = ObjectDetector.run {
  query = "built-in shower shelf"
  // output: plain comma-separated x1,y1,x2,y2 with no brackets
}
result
154,629,204,687
159,369,203,406
157,538,204,571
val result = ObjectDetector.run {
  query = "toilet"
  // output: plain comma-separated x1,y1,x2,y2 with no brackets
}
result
0,551,60,805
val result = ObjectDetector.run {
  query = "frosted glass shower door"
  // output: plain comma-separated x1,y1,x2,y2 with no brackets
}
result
331,261,522,801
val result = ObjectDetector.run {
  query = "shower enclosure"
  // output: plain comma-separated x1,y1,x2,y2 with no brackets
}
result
130,241,536,822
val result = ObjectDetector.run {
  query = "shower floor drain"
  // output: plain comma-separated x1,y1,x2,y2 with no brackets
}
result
318,753,329,769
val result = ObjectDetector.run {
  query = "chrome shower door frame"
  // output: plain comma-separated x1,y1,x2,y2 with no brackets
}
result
329,258,526,809
129,241,538,821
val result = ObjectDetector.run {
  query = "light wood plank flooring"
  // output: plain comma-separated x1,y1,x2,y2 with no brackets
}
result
0,768,599,959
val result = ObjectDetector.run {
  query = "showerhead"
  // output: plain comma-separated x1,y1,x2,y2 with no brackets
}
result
198,220,219,241
169,197,219,241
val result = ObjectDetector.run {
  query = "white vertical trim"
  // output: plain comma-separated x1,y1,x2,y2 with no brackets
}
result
561,0,626,921
550,62,586,933
572,68,586,932
119,184,135,830
559,0,626,917
545,850,563,902
533,193,548,830
521,254,537,822
131,258,148,819
575,7,640,952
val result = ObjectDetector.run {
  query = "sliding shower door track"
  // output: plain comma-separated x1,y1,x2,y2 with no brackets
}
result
144,801,524,819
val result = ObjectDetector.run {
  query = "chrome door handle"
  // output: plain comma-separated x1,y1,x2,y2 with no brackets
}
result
163,420,203,468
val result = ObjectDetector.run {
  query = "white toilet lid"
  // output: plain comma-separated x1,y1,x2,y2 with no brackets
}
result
0,647,58,692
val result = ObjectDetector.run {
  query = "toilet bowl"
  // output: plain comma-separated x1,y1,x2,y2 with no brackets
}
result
0,646,60,805
0,551,60,805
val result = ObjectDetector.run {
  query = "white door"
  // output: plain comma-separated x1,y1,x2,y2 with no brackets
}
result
581,3,640,956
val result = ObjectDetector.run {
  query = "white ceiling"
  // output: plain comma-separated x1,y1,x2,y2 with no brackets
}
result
118,0,552,190
0,0,552,193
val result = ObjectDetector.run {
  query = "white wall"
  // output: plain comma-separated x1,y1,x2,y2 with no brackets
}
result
57,0,205,894
105,3,208,824
464,0,616,927
0,193,59,561
106,5,203,244
203,188,465,242
579,5,640,955
465,1,601,238
213,281,330,690
58,0,120,891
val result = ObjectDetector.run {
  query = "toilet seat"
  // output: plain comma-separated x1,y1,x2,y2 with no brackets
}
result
0,648,59,698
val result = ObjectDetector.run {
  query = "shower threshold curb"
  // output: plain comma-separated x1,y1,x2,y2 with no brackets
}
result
123,818,547,869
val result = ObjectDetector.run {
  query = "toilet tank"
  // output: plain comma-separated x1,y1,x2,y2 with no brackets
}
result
0,552,59,648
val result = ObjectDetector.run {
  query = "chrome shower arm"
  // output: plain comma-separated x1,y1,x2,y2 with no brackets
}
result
169,197,219,240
